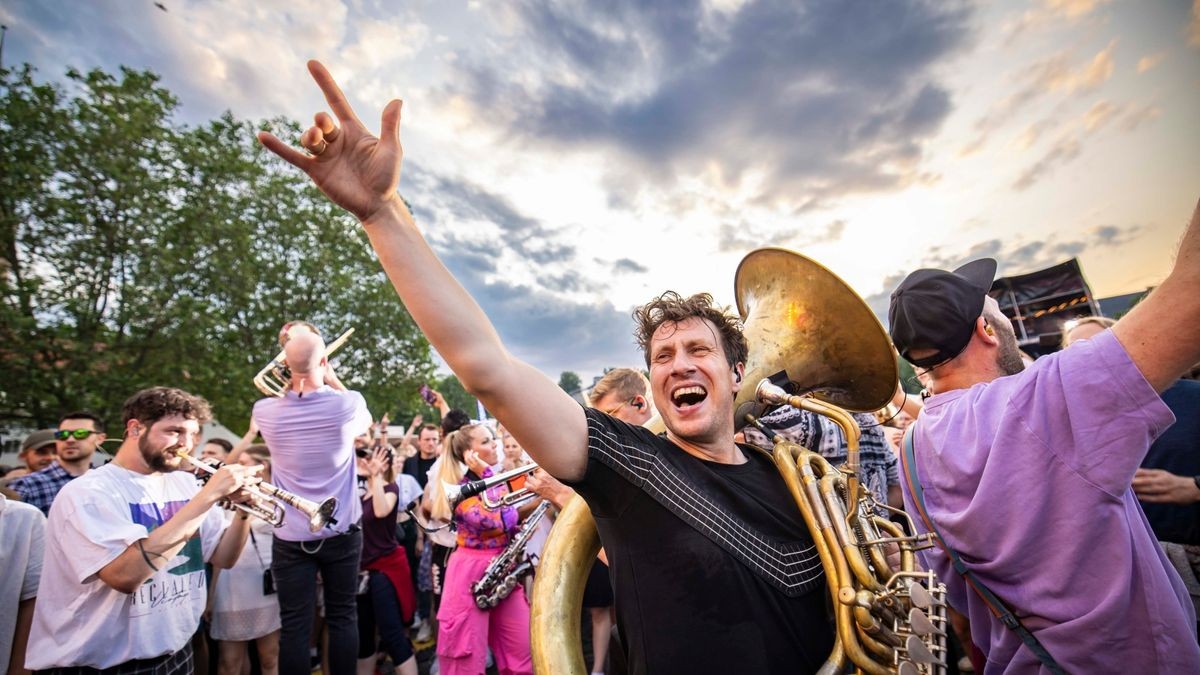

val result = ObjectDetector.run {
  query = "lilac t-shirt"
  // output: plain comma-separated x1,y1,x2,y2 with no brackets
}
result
253,387,371,542
904,330,1199,673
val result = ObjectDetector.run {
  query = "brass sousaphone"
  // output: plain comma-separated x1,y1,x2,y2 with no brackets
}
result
531,248,948,674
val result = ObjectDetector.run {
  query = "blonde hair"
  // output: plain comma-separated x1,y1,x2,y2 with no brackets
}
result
428,424,485,522
1062,315,1116,348
588,368,648,407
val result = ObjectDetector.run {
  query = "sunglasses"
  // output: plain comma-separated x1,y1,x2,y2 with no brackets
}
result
54,429,99,441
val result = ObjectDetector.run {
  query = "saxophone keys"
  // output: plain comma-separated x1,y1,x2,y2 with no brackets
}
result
903,634,936,664
907,607,944,637
907,580,933,609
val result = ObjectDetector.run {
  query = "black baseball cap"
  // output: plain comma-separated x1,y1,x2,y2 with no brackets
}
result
888,258,998,368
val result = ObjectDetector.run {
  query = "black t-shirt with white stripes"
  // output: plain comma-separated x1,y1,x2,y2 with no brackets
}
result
564,407,834,674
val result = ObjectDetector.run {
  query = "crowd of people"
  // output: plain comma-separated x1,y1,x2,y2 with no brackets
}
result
2,56,1199,675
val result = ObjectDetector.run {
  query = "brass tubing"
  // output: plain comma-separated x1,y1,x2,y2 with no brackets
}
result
530,495,599,675
775,444,848,673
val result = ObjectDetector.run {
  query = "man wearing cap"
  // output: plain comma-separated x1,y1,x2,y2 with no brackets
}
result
4,430,58,482
10,412,106,515
886,199,1200,672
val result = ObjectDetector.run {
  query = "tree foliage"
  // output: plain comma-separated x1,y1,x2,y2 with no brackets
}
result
0,64,436,432
557,371,583,396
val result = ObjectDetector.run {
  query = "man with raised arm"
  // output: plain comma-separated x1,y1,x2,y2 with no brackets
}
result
259,61,833,674
886,201,1200,672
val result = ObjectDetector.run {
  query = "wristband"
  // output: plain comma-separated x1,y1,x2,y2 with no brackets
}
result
138,540,161,572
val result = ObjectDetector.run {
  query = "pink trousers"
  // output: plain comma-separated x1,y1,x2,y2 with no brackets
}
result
436,546,532,675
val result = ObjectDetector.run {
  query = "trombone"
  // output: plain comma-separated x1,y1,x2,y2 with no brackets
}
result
175,450,338,533
253,327,355,397
443,463,538,510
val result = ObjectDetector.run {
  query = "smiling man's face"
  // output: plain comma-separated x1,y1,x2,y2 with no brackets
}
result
648,316,741,446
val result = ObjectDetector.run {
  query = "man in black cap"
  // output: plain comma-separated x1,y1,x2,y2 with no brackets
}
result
886,199,1200,673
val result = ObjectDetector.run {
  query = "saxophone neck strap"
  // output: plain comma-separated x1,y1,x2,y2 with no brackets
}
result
900,425,1066,675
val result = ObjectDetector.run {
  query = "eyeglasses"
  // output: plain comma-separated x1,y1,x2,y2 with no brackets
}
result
603,398,637,416
54,429,98,441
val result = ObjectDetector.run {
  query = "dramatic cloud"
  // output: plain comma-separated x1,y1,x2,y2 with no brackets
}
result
863,223,1145,321
3,0,431,123
438,0,973,211
402,165,641,374
1136,52,1165,74
716,218,845,253
612,258,649,274
1004,0,1112,44
1012,99,1159,190
1191,0,1200,47
963,40,1118,156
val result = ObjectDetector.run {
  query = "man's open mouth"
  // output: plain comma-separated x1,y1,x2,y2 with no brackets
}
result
671,385,708,410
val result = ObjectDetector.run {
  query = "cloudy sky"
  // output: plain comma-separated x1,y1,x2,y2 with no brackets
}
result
5,0,1198,386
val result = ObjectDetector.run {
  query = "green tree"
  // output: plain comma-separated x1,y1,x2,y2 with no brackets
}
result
436,373,478,415
0,64,436,433
558,371,583,396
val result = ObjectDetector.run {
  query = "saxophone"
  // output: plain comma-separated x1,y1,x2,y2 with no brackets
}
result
472,500,552,609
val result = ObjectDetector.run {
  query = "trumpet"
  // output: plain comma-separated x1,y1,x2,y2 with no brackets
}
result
443,464,538,510
253,326,355,397
175,450,338,532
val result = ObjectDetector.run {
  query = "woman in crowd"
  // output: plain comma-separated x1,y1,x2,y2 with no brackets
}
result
357,444,418,675
429,424,534,675
208,444,281,675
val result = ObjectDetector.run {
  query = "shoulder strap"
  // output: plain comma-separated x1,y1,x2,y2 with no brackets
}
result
900,426,1067,675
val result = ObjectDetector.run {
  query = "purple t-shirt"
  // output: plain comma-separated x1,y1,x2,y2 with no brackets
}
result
904,330,1199,673
253,387,371,542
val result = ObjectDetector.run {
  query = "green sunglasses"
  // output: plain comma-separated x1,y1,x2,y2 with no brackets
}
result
54,429,99,441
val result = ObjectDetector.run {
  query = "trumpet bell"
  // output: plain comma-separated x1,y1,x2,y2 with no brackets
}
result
307,497,338,533
733,248,897,415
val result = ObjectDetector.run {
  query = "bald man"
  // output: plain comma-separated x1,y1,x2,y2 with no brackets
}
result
252,322,371,675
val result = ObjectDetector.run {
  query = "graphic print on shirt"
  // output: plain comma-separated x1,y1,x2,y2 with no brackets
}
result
126,500,206,617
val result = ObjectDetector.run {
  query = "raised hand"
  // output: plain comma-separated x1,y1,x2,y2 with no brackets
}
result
257,60,403,222
366,447,390,477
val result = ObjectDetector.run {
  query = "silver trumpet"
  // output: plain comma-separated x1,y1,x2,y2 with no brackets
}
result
175,450,338,532
443,463,539,510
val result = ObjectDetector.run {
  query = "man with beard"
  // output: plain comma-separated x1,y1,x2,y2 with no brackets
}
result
258,61,833,673
25,387,259,674
888,226,1200,673
11,412,107,515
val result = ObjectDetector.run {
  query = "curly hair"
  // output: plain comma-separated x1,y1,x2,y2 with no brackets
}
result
122,387,213,427
633,291,748,369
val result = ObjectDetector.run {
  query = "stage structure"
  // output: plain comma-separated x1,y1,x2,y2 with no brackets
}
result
988,258,1101,357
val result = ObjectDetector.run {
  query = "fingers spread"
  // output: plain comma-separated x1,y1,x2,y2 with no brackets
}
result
258,130,311,168
308,60,362,126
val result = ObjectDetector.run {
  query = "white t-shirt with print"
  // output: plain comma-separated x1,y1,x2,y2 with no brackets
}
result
25,463,226,669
